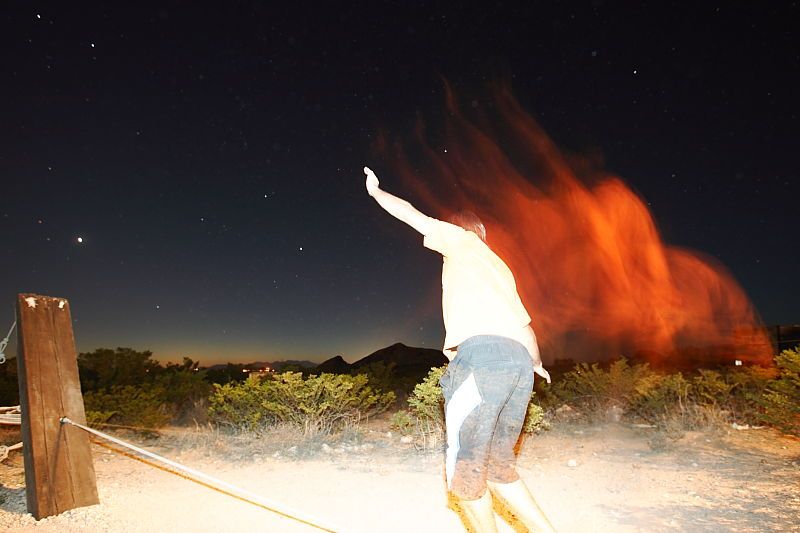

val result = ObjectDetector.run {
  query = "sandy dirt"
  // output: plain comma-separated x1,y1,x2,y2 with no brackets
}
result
1,421,799,532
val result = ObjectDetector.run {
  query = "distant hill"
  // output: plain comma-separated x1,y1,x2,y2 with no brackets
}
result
316,343,448,383
315,355,352,374
251,360,317,371
205,359,316,371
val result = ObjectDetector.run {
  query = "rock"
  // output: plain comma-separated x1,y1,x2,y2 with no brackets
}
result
400,435,414,444
567,459,578,467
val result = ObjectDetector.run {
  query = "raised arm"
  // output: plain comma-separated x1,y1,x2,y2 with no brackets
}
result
365,167,435,235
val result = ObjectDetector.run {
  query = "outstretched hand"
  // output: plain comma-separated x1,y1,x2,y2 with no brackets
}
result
364,166,380,196
533,365,551,384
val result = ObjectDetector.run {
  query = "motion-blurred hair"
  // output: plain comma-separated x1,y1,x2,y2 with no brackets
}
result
449,210,486,242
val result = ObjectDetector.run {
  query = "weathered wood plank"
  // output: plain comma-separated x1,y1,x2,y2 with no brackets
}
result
16,293,99,519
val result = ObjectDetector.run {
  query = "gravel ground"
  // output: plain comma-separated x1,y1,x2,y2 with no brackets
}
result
1,422,799,532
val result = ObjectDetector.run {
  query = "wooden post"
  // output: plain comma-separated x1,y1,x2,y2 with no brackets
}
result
16,293,99,519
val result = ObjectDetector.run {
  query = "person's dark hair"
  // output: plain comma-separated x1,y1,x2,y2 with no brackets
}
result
449,210,486,242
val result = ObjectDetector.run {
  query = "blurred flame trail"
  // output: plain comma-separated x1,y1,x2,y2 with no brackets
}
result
378,84,772,365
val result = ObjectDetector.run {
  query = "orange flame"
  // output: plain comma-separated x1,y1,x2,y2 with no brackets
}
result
378,84,772,366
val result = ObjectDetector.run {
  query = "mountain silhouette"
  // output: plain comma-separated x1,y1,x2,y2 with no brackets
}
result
317,343,447,382
315,355,352,374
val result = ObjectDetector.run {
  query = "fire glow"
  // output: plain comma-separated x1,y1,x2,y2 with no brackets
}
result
379,84,772,365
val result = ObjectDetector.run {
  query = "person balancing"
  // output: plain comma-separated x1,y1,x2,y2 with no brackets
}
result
364,166,556,532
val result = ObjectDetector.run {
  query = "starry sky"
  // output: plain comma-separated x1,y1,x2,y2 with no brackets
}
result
1,2,797,365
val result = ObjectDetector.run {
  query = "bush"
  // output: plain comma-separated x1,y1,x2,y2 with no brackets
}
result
154,358,212,422
350,361,397,393
551,358,653,420
207,374,272,431
407,366,446,427
759,347,800,434
83,384,171,428
632,372,691,423
523,399,548,434
544,353,797,436
389,410,415,435
263,372,395,435
79,352,210,428
208,372,395,436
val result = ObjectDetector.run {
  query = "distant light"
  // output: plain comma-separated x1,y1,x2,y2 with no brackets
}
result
90,43,95,48
76,236,84,243
734,360,743,366
36,14,41,19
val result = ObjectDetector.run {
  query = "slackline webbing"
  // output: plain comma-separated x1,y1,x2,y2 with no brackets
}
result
60,417,345,532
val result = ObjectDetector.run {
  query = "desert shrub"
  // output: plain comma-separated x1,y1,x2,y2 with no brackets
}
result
686,366,775,426
262,372,395,435
407,366,446,426
208,372,395,436
726,366,774,410
154,358,212,421
84,410,114,427
631,372,691,423
552,358,654,420
389,410,415,435
758,347,800,434
208,375,272,431
690,370,731,406
78,351,209,428
351,361,397,393
83,384,171,428
522,400,548,433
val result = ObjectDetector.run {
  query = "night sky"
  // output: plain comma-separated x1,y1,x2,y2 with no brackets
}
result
2,2,797,365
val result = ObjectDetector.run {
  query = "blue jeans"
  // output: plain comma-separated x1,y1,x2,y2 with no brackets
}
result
440,335,534,499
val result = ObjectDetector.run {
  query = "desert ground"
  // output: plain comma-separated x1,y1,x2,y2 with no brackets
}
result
1,420,799,532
